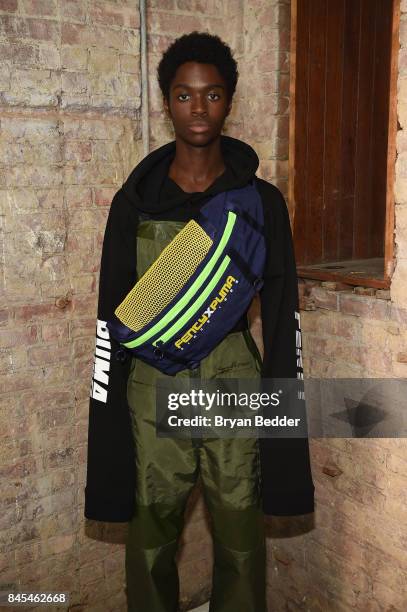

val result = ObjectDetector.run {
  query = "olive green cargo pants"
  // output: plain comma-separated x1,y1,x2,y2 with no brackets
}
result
125,220,267,612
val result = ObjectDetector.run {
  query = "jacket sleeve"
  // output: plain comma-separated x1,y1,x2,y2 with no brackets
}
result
85,188,138,522
258,182,315,516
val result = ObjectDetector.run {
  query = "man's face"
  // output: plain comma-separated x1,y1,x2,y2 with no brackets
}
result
163,61,232,147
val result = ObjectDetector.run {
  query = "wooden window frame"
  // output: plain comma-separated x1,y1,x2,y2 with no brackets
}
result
288,0,400,289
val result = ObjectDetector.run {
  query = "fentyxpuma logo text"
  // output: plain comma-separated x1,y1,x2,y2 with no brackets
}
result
173,275,238,349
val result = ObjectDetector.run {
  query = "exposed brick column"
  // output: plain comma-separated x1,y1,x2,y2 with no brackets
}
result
239,0,291,196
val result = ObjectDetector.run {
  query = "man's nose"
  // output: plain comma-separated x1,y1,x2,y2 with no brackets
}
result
191,95,207,115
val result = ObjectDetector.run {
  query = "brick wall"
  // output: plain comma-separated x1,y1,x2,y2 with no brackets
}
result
1,1,406,611
239,0,290,195
1,1,141,610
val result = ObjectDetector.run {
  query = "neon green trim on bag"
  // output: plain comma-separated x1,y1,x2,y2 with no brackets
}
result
153,254,231,346
123,211,236,349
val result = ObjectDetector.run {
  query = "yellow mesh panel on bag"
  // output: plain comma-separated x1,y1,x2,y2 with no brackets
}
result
114,220,213,332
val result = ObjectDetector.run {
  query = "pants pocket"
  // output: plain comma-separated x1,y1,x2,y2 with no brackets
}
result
202,331,261,378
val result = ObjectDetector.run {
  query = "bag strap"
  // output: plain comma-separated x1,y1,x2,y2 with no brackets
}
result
225,204,265,235
227,247,264,291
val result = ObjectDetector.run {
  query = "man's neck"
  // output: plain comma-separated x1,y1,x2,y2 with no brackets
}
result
168,137,226,193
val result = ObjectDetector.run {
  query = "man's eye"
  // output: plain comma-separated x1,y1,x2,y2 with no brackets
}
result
208,93,220,101
177,94,190,101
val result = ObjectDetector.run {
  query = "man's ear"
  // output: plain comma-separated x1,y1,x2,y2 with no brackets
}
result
163,96,171,119
225,101,232,118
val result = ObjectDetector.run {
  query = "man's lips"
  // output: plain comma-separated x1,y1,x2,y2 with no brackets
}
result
188,122,210,133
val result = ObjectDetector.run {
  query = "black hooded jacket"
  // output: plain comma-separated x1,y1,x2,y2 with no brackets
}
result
85,135,315,522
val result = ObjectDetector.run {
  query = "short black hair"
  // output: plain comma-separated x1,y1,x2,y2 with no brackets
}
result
157,31,239,103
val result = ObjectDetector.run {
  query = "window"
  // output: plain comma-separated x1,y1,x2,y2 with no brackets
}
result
289,0,399,288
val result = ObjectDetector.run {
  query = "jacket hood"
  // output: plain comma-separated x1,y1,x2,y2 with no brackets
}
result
121,135,259,215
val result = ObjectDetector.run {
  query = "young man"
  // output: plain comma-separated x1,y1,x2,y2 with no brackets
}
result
85,32,315,612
